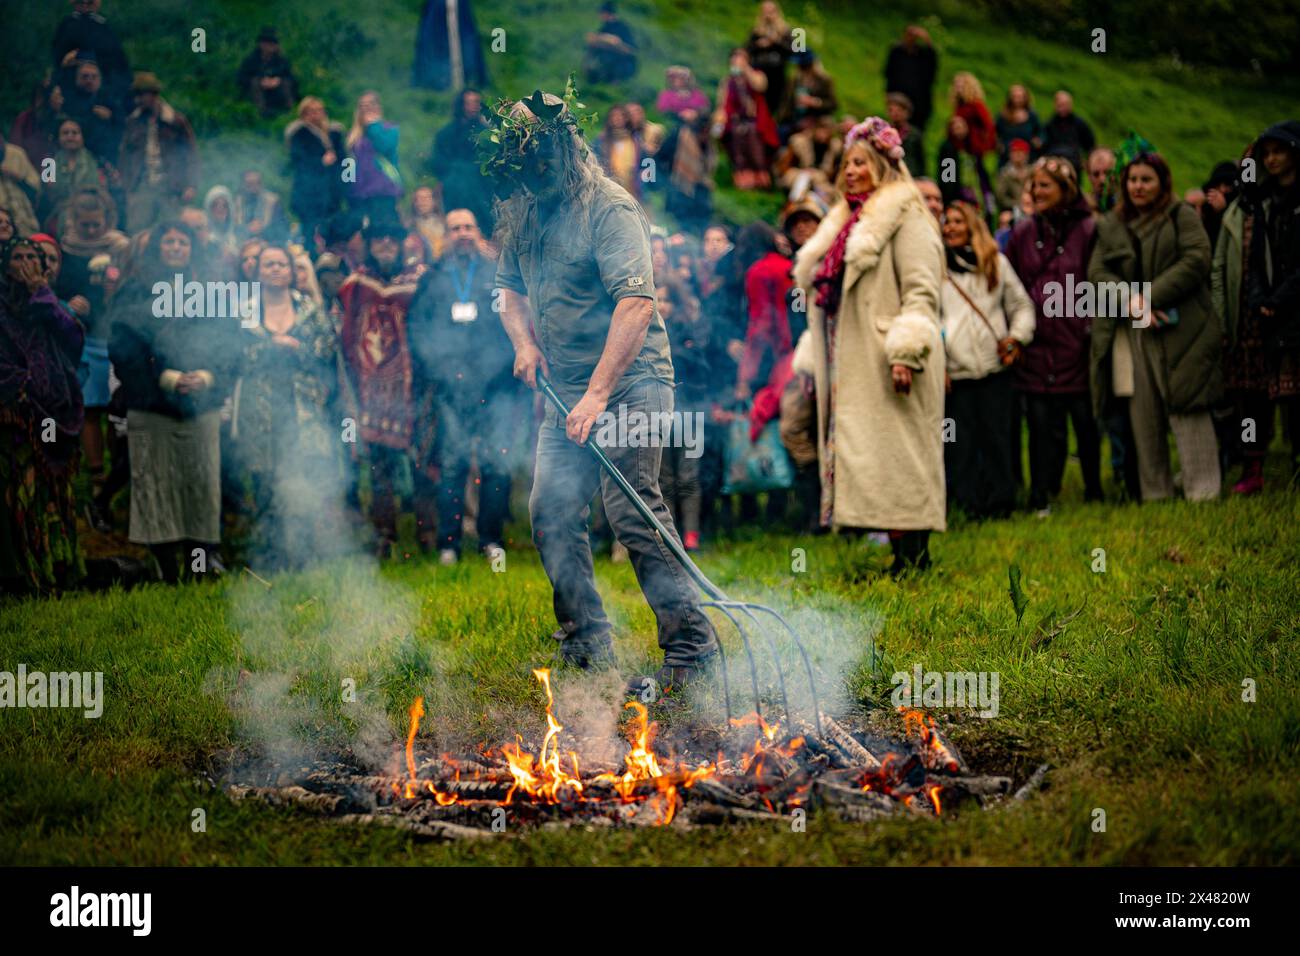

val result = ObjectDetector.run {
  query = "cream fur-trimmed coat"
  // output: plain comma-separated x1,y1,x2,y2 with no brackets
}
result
792,180,946,531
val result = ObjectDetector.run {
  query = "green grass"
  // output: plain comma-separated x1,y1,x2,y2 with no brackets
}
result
3,442,1298,865
4,0,1299,867
6,0,1295,225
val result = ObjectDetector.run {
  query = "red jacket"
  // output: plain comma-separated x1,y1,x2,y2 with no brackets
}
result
956,101,997,157
740,251,793,385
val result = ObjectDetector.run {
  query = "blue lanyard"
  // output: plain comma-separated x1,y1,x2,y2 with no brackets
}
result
449,257,478,303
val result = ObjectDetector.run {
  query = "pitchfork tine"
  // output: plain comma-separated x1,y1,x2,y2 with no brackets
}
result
706,602,765,727
736,605,793,732
737,602,824,738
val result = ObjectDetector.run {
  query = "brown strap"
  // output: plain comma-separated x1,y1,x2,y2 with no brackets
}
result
946,274,1003,342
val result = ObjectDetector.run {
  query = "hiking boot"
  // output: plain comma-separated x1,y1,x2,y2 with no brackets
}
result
438,548,459,566
549,629,616,670
624,659,713,701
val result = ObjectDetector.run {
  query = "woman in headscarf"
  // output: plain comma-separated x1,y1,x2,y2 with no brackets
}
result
0,237,85,593
792,118,945,574
108,220,240,582
203,185,240,273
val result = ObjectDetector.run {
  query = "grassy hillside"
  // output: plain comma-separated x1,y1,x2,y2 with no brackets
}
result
5,0,1296,227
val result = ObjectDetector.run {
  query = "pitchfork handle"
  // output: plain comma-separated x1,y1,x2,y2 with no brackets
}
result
535,371,726,602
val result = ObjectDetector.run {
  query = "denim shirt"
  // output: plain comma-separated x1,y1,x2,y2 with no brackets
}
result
495,177,674,405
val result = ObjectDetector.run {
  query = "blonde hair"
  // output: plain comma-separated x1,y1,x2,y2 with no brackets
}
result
945,200,1000,291
950,71,986,106
834,138,911,197
292,250,323,305
754,2,790,37
346,91,380,151
298,96,326,126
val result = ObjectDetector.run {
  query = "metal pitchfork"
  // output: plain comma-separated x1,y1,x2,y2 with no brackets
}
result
536,372,823,737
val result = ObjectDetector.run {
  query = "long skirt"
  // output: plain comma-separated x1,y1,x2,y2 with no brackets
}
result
127,409,222,545
0,424,83,593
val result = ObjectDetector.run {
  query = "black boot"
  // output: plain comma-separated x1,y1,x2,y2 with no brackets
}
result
889,531,932,577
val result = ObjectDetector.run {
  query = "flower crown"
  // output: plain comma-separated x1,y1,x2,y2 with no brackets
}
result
845,117,905,164
476,73,600,180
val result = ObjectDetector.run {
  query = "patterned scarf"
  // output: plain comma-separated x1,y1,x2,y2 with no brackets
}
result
811,191,872,318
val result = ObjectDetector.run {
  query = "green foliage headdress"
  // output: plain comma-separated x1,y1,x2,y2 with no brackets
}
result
476,74,601,182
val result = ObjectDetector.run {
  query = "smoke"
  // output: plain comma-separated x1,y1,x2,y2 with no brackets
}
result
686,597,886,735
220,553,423,774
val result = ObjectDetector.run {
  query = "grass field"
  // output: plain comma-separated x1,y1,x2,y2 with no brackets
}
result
3,0,1299,867
3,442,1298,865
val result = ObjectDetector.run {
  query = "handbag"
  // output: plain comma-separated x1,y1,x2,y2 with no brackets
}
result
946,274,1019,365
721,415,794,495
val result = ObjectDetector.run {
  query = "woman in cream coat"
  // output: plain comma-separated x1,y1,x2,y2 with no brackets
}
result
792,117,945,574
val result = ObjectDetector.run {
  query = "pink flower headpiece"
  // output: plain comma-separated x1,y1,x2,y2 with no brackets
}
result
845,117,905,164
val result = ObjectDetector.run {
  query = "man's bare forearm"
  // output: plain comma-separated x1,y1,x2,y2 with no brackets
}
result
587,296,654,400
498,288,538,351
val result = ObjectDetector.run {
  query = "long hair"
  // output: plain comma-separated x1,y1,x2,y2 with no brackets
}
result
950,71,986,107
1001,84,1033,120
346,91,380,151
293,250,323,305
131,219,197,286
1117,152,1174,223
490,97,610,250
833,138,912,197
753,2,790,38
945,200,1000,291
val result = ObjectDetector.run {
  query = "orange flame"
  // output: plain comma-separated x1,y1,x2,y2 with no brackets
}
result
499,669,586,805
898,707,960,772
400,695,459,805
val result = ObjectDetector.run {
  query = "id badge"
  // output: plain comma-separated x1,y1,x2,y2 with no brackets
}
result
451,301,478,323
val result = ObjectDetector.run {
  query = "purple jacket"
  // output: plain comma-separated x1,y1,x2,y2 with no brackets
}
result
349,121,403,201
1005,198,1096,394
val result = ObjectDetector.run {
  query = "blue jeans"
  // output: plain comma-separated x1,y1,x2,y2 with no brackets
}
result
528,378,717,667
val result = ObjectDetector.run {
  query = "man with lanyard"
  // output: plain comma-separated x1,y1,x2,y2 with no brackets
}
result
486,87,717,694
408,208,524,563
